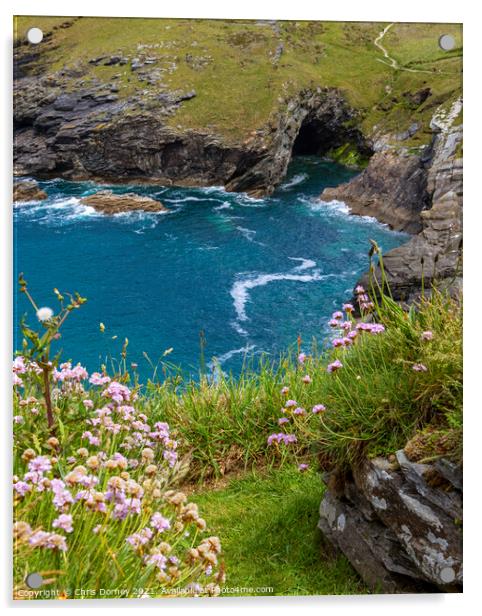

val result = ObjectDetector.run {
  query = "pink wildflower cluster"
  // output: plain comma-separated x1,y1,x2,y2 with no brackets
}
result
53,362,89,383
12,356,42,388
267,433,297,445
355,285,374,312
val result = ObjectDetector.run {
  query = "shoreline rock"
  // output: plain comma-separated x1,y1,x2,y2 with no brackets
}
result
319,150,429,234
80,191,167,214
13,179,47,202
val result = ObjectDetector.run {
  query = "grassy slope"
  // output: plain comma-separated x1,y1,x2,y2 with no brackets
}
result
15,17,462,144
192,466,366,596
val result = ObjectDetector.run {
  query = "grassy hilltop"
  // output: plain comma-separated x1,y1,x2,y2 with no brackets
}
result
15,17,462,146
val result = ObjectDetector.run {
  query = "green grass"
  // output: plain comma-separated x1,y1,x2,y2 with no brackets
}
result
192,465,367,596
14,17,462,144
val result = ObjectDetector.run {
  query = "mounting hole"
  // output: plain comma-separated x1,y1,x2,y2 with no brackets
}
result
439,34,455,51
25,572,43,589
27,27,43,45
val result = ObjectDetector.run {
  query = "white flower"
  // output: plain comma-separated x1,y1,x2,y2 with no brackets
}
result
36,307,53,322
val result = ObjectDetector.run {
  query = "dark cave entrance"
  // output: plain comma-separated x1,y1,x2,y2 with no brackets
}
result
290,113,373,166
291,118,337,156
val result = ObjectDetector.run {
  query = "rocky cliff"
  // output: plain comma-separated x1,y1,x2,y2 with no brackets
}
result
319,450,462,593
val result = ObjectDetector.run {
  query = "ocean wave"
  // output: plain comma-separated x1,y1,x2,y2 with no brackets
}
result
308,198,351,215
280,173,308,191
213,201,232,211
234,192,267,208
164,196,222,204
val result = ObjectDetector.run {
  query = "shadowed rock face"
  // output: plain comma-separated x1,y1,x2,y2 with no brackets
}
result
80,191,166,214
319,451,463,593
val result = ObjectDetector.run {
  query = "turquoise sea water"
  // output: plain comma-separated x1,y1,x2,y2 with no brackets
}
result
14,157,407,379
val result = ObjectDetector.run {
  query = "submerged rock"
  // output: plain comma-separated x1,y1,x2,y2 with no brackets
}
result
13,179,47,202
80,190,167,214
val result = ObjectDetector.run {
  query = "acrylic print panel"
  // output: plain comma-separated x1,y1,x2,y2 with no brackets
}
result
13,16,462,599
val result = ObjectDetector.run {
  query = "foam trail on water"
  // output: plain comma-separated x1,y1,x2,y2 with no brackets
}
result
208,344,256,369
309,198,351,215
230,258,328,329
288,257,317,271
280,172,308,191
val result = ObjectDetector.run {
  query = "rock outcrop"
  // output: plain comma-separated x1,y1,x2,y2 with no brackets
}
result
318,450,463,593
80,191,167,214
319,98,462,303
13,179,47,202
320,150,429,234
356,102,462,303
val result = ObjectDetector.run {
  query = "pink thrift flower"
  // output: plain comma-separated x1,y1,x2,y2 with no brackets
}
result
278,417,289,425
421,331,434,341
150,512,171,532
412,363,428,372
298,463,309,472
298,353,306,364
280,386,289,395
53,514,73,533
13,374,23,387
343,303,354,314
312,404,326,414
28,456,52,473
302,374,311,384
293,407,306,416
332,311,344,320
285,399,297,408
327,359,343,373
89,372,111,386
328,319,339,328
83,399,94,409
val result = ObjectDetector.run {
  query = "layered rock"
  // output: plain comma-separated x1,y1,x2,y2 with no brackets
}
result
320,150,429,234
318,450,463,593
324,99,463,303
80,191,167,214
13,68,366,197
13,179,47,202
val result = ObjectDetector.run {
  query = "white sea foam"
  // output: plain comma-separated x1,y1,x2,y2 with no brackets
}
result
234,192,267,208
213,201,232,211
288,257,317,271
208,344,256,368
280,173,308,191
235,226,265,245
309,198,351,215
230,258,327,328
164,196,221,204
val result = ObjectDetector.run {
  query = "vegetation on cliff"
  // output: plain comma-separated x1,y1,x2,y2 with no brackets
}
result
15,17,462,147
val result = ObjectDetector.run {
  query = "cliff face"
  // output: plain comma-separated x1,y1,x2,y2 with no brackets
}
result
319,451,462,593
14,78,365,195
354,101,463,303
